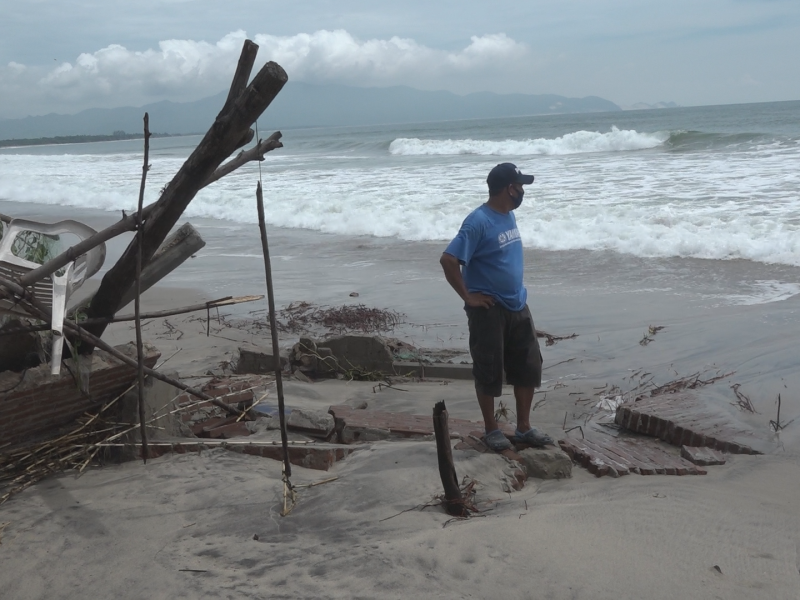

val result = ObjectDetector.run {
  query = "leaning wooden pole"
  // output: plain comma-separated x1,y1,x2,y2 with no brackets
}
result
255,182,292,484
433,401,467,517
18,133,280,292
135,113,151,463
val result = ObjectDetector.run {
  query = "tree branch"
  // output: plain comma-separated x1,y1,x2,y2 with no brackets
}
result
204,131,283,187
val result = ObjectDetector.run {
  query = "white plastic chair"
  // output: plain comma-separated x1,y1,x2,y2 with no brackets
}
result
0,219,106,375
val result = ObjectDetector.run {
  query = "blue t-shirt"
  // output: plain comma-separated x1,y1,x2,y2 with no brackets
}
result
444,204,527,311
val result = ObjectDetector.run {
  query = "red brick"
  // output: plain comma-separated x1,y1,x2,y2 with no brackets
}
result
189,417,221,435
205,422,251,439
680,445,725,466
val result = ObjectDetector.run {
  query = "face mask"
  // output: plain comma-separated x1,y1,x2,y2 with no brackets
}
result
511,187,524,209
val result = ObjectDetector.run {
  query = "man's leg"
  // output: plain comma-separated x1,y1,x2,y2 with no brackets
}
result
505,306,553,446
466,305,504,434
477,391,499,434
513,385,534,433
477,389,512,451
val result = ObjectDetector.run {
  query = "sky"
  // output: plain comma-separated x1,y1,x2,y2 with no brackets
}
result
1,0,799,119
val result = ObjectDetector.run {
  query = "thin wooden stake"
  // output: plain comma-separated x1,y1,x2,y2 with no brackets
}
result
255,182,292,485
135,113,151,463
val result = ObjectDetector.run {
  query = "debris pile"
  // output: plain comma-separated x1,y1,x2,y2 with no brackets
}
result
280,301,404,335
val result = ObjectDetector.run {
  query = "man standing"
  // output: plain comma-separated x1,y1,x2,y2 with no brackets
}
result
440,162,553,452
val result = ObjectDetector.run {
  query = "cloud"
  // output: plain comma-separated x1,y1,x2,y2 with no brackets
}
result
739,73,762,86
253,30,527,81
0,30,530,118
39,32,248,100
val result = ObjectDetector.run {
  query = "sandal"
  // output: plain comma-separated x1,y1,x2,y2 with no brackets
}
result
483,429,513,452
513,427,554,447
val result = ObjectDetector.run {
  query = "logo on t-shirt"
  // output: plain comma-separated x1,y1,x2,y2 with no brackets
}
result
498,228,521,248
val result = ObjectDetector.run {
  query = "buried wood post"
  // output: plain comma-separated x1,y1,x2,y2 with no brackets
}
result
433,401,467,517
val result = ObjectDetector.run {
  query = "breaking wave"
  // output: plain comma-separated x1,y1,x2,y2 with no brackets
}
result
389,127,670,156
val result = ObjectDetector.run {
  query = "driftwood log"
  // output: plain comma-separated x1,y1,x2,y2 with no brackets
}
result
433,401,467,517
78,40,287,349
118,222,206,308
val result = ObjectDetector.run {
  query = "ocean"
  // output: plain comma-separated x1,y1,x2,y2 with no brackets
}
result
2,99,800,423
2,100,799,266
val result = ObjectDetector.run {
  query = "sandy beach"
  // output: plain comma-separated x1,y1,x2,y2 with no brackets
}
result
2,201,800,599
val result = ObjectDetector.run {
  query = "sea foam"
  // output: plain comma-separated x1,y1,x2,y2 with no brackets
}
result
389,127,669,156
1,124,799,268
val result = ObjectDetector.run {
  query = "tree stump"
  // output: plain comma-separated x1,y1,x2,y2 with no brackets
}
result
433,401,467,517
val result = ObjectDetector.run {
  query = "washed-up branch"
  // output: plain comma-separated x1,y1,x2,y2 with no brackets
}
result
730,383,758,413
535,330,578,346
648,370,734,397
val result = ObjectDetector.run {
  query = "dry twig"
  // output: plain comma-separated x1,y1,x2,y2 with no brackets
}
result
770,394,784,431
536,330,578,346
730,383,758,413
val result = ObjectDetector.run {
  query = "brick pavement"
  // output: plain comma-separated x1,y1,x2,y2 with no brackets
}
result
559,435,707,477
615,392,769,454
329,404,515,443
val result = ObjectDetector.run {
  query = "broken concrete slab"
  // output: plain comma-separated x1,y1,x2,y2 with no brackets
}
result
452,433,528,491
286,407,335,439
235,347,289,374
559,435,707,477
392,361,473,380
681,445,727,466
517,447,573,480
317,335,394,375
615,392,772,455
118,373,192,449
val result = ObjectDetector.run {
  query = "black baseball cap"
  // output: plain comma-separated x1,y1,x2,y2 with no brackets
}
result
487,162,534,194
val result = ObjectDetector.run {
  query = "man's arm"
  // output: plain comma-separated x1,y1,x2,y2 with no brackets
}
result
439,252,495,308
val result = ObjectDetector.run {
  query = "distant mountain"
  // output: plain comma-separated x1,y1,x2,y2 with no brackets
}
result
623,101,680,111
0,83,621,140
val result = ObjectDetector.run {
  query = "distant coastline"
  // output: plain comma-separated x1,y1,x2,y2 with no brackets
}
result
0,131,176,148
0,83,622,140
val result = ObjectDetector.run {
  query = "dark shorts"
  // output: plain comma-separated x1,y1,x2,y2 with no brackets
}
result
465,304,542,397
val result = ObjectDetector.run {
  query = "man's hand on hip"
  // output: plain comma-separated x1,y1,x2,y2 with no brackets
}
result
465,292,495,308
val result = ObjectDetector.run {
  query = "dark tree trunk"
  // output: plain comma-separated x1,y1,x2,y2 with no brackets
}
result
81,41,287,350
433,401,467,517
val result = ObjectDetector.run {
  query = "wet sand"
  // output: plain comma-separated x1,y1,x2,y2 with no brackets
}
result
2,201,800,598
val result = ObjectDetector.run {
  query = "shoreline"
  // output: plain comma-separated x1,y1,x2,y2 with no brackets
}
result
2,201,800,598
5,199,800,412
